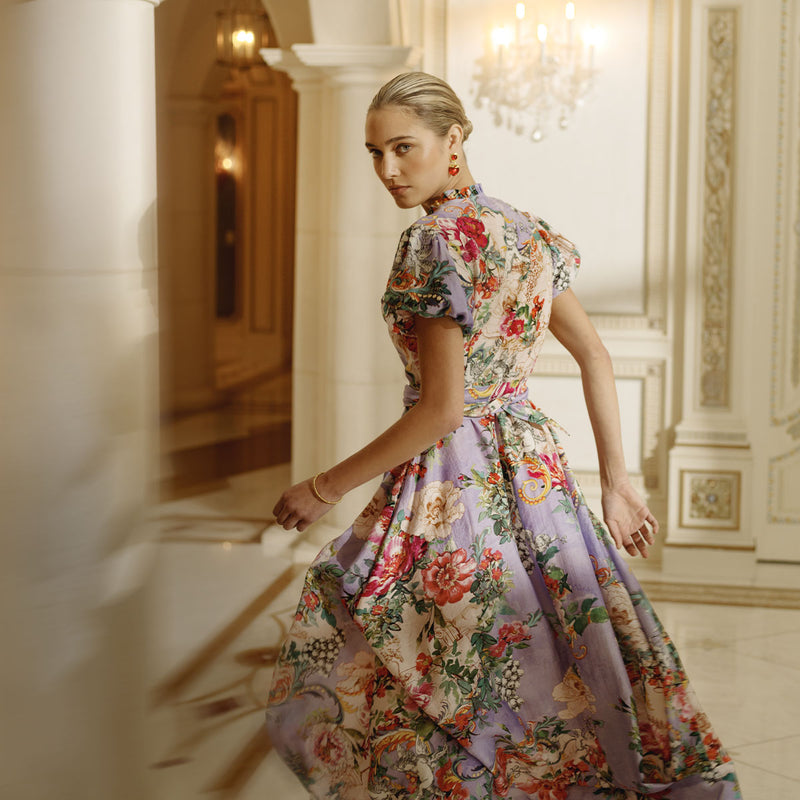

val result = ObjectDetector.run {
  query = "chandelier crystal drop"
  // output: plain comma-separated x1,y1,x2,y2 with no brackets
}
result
473,2,602,142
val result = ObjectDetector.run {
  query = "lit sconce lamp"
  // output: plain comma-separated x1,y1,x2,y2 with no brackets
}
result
216,2,272,69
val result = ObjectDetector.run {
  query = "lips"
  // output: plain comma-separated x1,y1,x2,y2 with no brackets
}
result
388,185,409,194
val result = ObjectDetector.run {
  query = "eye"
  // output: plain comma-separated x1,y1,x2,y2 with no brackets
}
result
368,148,382,159
395,143,412,154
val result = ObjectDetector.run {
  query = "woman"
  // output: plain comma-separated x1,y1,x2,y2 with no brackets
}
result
266,72,741,799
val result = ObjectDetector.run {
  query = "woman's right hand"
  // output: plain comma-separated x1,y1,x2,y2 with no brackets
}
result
273,475,339,532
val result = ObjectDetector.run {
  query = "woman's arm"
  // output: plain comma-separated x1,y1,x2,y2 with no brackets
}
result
548,288,658,558
273,315,465,531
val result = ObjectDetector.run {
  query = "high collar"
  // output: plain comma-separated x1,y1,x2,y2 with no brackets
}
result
422,183,482,214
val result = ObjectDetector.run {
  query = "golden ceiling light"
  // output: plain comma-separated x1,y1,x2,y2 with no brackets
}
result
216,1,272,69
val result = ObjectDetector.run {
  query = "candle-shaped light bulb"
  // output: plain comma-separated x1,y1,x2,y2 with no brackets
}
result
515,4,525,46
566,2,575,47
492,26,513,64
537,24,547,65
583,26,599,68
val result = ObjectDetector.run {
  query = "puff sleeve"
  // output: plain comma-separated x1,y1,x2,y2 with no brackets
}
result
381,224,474,332
535,217,581,297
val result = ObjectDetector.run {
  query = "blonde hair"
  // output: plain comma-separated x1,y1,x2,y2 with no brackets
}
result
368,72,473,141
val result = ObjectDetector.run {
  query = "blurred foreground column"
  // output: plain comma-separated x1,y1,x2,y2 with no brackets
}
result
0,1,161,797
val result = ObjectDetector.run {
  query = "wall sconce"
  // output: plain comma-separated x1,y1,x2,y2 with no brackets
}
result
216,2,272,69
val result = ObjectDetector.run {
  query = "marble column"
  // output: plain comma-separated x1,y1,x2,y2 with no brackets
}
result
262,44,418,529
0,1,161,797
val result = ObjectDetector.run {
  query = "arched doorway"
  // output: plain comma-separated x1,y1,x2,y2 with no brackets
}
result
155,0,297,497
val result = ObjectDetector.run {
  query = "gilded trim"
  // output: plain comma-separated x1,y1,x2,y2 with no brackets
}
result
699,8,737,408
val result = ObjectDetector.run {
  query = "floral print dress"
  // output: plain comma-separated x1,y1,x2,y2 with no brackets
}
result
265,184,741,799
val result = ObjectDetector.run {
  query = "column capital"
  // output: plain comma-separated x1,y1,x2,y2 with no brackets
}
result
263,43,419,88
260,47,322,89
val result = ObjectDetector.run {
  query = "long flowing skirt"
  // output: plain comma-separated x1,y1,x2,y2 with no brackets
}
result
265,390,742,799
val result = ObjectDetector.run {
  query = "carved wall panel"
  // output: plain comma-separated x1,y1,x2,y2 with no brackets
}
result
699,8,737,409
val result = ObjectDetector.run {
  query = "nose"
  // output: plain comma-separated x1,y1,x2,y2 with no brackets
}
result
379,154,399,182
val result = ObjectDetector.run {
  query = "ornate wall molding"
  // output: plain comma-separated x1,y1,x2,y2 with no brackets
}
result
771,0,800,426
768,444,800,524
698,8,737,409
679,469,740,530
535,355,665,492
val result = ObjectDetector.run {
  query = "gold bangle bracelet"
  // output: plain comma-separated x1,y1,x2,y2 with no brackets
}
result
311,472,340,505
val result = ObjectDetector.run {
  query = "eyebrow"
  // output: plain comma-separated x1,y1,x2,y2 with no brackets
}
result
364,135,417,148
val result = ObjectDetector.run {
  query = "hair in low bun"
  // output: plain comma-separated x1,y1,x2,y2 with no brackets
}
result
369,72,473,141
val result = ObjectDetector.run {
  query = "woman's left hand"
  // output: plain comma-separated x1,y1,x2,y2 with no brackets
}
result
601,482,659,558
273,477,337,532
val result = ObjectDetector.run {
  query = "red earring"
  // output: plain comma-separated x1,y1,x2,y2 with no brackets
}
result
448,153,460,177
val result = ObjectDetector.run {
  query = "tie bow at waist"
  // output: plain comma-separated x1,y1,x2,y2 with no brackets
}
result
403,381,542,421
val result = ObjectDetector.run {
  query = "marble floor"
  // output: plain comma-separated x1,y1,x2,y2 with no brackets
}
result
148,465,800,799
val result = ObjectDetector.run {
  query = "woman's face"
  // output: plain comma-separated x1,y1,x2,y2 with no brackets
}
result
365,106,454,209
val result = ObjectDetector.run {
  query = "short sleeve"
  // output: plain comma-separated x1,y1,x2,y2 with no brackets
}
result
382,224,474,332
535,217,581,297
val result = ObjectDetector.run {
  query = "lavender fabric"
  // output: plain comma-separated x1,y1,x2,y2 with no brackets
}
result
264,185,742,799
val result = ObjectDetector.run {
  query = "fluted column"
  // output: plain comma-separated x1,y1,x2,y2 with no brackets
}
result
0,1,161,797
263,44,418,529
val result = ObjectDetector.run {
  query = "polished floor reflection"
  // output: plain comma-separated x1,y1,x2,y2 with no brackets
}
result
149,466,800,799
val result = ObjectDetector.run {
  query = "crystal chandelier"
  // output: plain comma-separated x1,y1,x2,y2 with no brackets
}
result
473,2,602,142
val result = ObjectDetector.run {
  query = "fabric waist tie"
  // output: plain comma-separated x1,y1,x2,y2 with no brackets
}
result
402,380,566,434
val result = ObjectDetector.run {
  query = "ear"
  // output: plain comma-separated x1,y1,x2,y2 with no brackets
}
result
447,123,464,150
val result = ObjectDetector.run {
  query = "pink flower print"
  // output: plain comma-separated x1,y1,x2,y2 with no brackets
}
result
421,549,477,605
362,532,426,598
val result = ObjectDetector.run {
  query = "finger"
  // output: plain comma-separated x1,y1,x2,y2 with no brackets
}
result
621,537,639,557
639,523,655,545
633,531,650,558
281,514,299,531
648,513,660,536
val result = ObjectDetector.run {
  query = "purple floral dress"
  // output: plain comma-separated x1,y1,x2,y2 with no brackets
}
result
265,184,741,799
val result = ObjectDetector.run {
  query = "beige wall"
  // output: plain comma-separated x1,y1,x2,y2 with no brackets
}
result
268,0,800,572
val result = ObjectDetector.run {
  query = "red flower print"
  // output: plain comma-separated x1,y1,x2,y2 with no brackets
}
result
363,533,426,598
477,275,499,298
301,591,320,611
487,471,502,485
435,759,469,800
452,704,474,733
462,237,479,262
403,680,433,712
422,549,477,605
491,566,504,580
415,652,433,676
311,725,352,777
498,620,530,644
268,665,294,704
502,316,525,338
456,216,489,247
488,641,507,658
703,732,722,760
544,574,562,595
479,547,503,568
